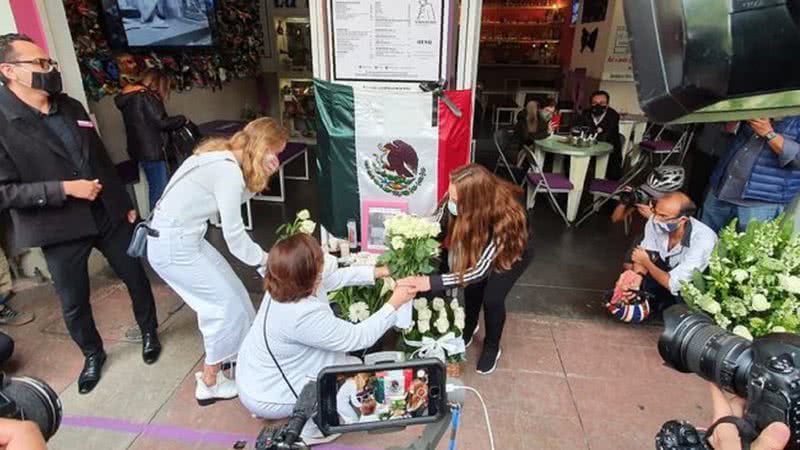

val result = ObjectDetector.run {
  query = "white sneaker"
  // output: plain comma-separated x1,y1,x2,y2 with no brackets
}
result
195,371,238,406
465,325,480,348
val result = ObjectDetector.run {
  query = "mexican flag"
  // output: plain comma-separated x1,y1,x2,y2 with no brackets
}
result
314,79,472,238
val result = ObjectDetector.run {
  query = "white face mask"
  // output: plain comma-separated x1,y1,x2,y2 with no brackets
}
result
447,199,458,216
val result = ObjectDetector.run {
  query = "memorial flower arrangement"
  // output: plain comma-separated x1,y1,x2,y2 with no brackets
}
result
681,216,800,339
403,297,466,365
330,280,393,324
377,214,441,278
276,209,317,241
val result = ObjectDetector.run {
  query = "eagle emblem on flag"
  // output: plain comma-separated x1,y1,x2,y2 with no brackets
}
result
364,139,427,197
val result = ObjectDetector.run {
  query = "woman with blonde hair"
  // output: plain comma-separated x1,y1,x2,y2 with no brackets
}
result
147,117,288,405
402,164,533,374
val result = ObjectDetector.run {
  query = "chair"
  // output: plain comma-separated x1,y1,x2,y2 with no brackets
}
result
574,135,650,228
522,146,573,226
493,129,523,185
638,125,696,168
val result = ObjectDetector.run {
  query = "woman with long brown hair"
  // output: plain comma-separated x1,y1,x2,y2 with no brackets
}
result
147,117,288,405
403,164,533,374
115,68,186,209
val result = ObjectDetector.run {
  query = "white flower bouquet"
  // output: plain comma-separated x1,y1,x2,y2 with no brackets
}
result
330,279,394,324
276,209,317,241
378,214,441,278
402,297,466,363
681,216,800,339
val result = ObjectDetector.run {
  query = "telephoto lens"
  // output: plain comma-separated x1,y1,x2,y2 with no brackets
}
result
658,305,753,397
0,374,62,441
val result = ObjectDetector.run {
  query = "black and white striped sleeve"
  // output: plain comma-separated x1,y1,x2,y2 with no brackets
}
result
429,240,498,293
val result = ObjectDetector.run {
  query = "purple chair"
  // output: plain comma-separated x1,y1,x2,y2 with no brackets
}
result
522,146,573,226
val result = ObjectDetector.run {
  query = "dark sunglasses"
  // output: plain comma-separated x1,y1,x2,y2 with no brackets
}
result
4,58,59,71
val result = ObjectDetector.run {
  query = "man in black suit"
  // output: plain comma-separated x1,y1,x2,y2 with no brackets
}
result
577,90,622,179
0,34,161,394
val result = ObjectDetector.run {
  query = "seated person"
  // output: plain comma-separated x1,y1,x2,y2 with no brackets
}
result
616,192,717,318
513,98,557,148
235,234,415,441
576,90,622,179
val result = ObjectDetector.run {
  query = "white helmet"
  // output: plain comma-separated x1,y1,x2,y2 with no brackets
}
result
646,166,685,193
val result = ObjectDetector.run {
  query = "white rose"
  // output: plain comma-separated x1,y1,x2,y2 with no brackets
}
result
454,316,465,331
701,300,722,315
413,298,428,311
300,220,316,234
418,319,431,334
358,308,371,322
434,315,450,334
454,309,465,323
391,236,405,250
778,275,800,294
772,326,787,333
731,269,749,283
432,297,446,311
418,308,433,321
297,209,311,220
751,294,771,312
348,303,368,323
450,298,460,310
732,325,754,341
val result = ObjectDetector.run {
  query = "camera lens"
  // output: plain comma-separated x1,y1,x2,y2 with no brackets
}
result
2,376,62,441
658,305,753,397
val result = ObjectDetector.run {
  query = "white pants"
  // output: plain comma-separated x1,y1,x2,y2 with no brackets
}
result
148,220,256,365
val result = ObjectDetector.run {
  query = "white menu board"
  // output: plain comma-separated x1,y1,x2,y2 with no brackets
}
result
330,0,446,83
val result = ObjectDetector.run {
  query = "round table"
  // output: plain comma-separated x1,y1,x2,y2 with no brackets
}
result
533,136,614,222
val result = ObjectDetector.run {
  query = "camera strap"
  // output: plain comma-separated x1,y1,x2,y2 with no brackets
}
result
703,416,758,450
262,298,299,399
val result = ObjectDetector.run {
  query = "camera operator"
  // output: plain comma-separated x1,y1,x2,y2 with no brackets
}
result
706,385,790,450
622,193,717,317
0,418,46,450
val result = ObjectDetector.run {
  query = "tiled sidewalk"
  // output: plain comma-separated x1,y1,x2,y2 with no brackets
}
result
4,277,713,450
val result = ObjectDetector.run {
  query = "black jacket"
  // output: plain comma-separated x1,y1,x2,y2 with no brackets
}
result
576,107,622,151
0,88,133,251
114,89,185,162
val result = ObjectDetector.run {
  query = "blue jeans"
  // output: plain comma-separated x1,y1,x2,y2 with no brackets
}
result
701,192,784,233
141,161,169,210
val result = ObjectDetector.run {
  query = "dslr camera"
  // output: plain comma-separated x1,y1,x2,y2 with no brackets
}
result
0,373,62,442
619,187,653,207
655,305,800,449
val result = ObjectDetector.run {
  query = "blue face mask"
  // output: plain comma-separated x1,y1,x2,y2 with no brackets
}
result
447,199,458,216
656,219,681,234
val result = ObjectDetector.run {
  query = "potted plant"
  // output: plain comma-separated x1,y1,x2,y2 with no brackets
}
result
681,216,800,339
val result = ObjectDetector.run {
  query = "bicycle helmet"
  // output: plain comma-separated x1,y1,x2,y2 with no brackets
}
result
640,165,685,199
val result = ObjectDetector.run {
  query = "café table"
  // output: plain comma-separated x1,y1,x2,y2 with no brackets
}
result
533,136,614,222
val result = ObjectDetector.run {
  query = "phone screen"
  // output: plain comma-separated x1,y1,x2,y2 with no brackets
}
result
332,367,434,426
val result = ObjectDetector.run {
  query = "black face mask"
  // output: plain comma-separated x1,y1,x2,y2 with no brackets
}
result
30,70,63,96
591,104,607,116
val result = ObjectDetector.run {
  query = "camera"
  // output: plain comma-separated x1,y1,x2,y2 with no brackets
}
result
619,187,652,207
655,305,800,449
0,372,62,441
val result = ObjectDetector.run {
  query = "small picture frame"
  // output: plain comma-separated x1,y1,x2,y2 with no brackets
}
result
361,200,409,253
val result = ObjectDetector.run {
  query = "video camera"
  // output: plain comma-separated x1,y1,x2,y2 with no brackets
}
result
255,358,464,450
654,305,800,450
0,372,62,441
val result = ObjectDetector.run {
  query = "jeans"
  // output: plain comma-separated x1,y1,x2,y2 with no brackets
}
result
701,192,784,233
141,160,169,210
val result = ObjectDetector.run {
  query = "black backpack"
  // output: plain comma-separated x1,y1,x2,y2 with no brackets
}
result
165,121,202,174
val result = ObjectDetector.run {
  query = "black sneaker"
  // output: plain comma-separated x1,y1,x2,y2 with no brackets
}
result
0,304,34,326
476,346,502,375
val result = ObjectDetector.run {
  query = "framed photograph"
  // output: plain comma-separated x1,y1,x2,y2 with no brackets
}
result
361,200,409,253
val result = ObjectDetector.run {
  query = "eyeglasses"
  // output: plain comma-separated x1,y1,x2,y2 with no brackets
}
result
4,58,59,71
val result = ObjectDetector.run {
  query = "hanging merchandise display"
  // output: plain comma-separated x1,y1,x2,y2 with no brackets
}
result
62,0,265,100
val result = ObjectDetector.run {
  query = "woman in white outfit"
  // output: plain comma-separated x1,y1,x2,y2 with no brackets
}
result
236,234,415,430
147,117,288,405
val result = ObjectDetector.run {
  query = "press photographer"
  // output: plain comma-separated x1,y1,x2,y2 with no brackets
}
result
655,305,799,450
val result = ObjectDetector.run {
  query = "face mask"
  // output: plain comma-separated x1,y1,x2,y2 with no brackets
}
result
26,68,63,96
655,219,681,234
591,104,607,116
447,199,458,216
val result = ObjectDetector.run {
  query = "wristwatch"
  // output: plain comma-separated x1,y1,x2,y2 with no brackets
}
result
765,130,779,141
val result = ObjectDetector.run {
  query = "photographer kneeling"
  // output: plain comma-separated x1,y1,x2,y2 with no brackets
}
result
614,193,717,320
236,234,416,444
